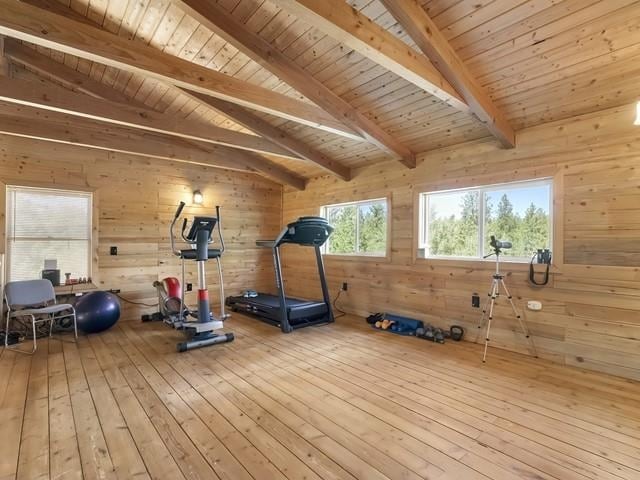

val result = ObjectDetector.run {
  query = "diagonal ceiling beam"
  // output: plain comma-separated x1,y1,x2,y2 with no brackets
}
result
175,0,416,168
0,107,247,172
4,38,148,106
379,0,515,148
0,72,304,161
0,102,307,189
6,10,352,181
0,0,359,140
272,0,468,113
4,44,306,188
186,91,352,181
0,36,9,76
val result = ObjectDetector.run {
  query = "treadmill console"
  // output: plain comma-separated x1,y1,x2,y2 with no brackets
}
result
280,216,334,247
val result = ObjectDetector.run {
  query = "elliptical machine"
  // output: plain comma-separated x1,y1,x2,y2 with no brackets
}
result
155,201,234,352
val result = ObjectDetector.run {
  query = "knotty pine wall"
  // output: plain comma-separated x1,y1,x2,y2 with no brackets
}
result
0,134,282,320
282,102,640,380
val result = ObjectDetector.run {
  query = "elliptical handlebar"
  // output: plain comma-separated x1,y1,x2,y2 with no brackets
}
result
180,218,189,243
216,205,225,254
169,202,226,256
170,202,186,256
174,201,185,219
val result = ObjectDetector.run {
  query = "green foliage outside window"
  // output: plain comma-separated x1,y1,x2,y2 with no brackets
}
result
425,182,551,260
325,200,387,256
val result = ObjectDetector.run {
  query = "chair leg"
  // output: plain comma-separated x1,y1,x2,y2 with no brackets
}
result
31,315,37,354
4,313,9,348
73,312,78,340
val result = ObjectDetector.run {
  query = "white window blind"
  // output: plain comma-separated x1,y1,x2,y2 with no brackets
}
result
6,186,92,282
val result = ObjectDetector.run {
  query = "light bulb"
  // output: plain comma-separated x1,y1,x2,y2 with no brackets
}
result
192,190,203,205
634,101,640,126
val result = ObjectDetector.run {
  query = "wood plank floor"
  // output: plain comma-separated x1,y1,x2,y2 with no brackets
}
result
1,313,639,480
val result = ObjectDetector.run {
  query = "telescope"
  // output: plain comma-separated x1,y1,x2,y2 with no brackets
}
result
485,235,511,258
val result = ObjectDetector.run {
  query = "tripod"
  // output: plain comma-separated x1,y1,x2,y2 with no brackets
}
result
476,249,537,362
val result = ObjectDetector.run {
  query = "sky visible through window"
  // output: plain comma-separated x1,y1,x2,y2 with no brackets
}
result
431,185,550,219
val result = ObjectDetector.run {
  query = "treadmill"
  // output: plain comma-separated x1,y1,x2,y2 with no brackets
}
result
226,216,334,333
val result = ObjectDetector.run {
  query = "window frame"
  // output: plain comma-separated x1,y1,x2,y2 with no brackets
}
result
5,184,94,282
418,178,553,263
320,197,390,259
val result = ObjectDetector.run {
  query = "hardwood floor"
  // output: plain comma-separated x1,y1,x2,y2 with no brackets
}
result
1,314,639,480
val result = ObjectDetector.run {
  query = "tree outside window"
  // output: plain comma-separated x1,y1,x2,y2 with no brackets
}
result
322,199,388,257
419,180,552,261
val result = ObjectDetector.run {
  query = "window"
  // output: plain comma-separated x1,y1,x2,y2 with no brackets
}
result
321,198,388,256
6,186,92,282
418,179,552,262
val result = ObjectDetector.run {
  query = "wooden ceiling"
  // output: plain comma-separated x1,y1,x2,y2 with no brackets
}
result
1,0,639,183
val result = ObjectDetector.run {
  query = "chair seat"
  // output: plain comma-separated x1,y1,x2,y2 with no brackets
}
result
11,304,75,317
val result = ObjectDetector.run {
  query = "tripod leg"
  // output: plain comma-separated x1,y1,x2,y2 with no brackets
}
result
483,280,498,362
483,312,493,363
476,281,494,343
501,279,538,358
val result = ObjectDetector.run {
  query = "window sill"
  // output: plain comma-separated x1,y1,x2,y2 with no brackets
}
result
415,256,560,273
323,254,390,263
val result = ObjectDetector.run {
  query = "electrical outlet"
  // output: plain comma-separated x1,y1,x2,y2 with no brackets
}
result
472,293,480,308
186,283,193,292
110,246,118,256
342,282,348,291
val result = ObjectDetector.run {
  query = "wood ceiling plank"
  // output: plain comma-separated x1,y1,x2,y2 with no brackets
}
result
5,39,140,106
0,75,308,161
380,0,515,149
0,0,360,140
0,109,249,172
273,0,467,112
188,92,352,180
175,0,416,168
0,102,306,189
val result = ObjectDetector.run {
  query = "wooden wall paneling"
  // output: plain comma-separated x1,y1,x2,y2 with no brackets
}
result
281,101,640,380
0,133,283,319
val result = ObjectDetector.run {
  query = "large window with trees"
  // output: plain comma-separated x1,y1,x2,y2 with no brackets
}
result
418,179,552,261
321,198,388,257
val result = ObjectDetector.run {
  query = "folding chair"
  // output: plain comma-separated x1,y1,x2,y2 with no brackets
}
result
4,279,77,354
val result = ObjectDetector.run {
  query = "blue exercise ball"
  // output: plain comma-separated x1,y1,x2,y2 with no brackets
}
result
75,291,121,333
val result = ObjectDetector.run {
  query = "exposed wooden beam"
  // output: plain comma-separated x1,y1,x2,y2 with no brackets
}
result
0,74,303,161
4,41,306,188
4,38,145,106
0,102,306,190
379,0,515,148
187,92,352,181
273,0,467,113
9,3,353,180
175,0,416,168
0,0,359,140
19,0,95,26
0,36,9,76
